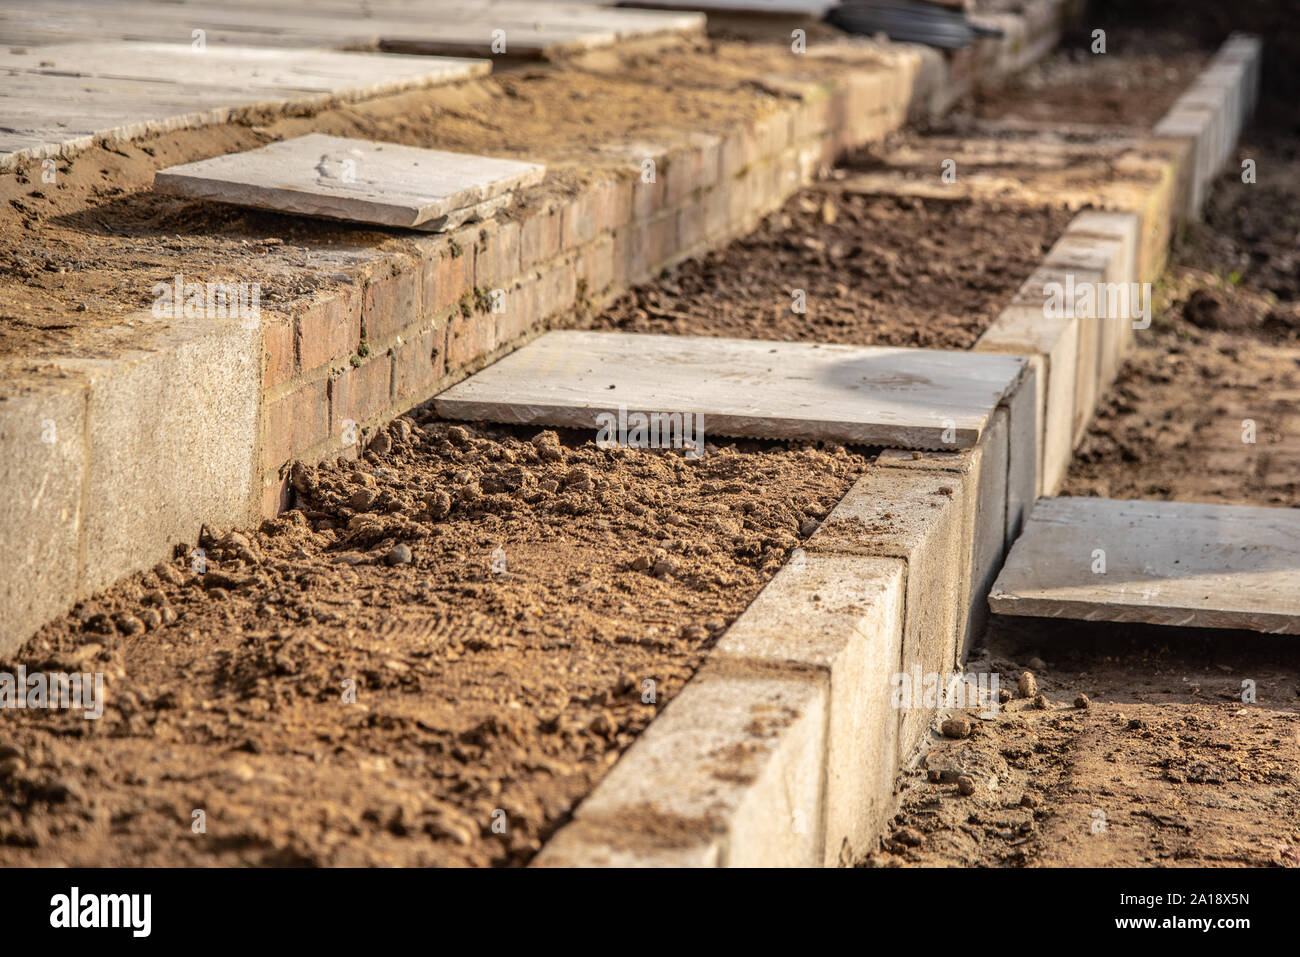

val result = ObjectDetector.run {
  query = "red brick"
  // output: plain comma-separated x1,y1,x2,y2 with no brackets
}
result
330,355,391,435
475,219,521,291
594,177,632,233
261,474,290,520
494,279,540,347
561,187,600,252
363,257,421,345
261,313,295,389
576,234,615,300
297,286,362,375
392,321,447,403
446,308,496,371
421,230,475,315
519,202,562,269
263,377,329,475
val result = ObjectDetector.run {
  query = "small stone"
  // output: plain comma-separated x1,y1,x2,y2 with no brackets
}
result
956,774,976,796
652,558,677,578
998,688,1013,704
631,555,652,572
1020,793,1040,809
446,426,470,446
1017,671,1038,698
139,608,163,630
892,827,923,847
113,613,145,636
368,431,392,456
1028,656,1046,671
349,488,378,511
799,518,819,537
1074,693,1091,709
1032,693,1049,710
940,718,971,739
385,544,412,566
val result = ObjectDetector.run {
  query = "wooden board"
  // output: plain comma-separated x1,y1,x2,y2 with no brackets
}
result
434,330,1029,449
154,133,544,229
989,496,1300,634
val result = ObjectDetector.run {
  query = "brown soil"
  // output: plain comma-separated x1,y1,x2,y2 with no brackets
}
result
0,40,894,360
1063,130,1300,508
590,189,1071,349
0,413,870,866
975,30,1208,128
861,617,1300,868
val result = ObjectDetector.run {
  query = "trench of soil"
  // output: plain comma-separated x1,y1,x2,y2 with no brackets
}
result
5,23,1295,869
862,38,1300,869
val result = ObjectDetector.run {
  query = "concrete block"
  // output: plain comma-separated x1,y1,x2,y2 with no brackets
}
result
975,304,1079,496
712,554,906,866
532,820,722,868
807,470,964,764
876,406,1008,664
570,671,827,868
1013,264,1105,447
1066,210,1142,358
0,371,89,655
1001,361,1039,543
1042,233,1127,388
55,313,260,596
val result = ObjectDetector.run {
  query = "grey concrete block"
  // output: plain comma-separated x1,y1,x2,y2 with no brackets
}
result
712,554,905,866
1012,264,1104,448
569,670,827,868
877,407,1008,664
807,470,965,764
531,819,722,868
1001,361,1039,543
0,371,89,655
975,304,1078,496
55,313,261,595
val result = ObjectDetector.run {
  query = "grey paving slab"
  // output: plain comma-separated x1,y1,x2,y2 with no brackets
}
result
990,496,1300,635
154,133,544,229
435,330,1029,450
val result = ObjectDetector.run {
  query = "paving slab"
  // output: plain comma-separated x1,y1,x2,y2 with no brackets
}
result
154,133,544,230
435,330,1028,450
0,44,489,169
990,497,1300,635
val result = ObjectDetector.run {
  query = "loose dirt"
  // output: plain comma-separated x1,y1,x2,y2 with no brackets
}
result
1063,129,1300,508
590,188,1070,349
0,413,871,866
975,29,1208,128
862,617,1300,868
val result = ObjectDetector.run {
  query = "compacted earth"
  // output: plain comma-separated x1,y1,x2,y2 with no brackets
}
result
0,414,870,866
863,618,1300,868
1064,130,1300,508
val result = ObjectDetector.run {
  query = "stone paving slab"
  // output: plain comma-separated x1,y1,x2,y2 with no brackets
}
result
435,330,1029,450
154,133,544,230
990,497,1300,635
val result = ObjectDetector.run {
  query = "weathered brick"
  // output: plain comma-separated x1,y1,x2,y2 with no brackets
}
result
392,320,447,404
263,377,329,475
676,196,707,254
494,278,540,347
594,177,632,233
297,286,362,375
475,218,521,292
261,313,295,389
577,234,616,300
363,257,421,345
445,307,496,371
632,166,668,220
561,186,601,252
260,473,290,520
536,260,577,320
421,229,475,315
329,354,391,434
519,201,562,269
